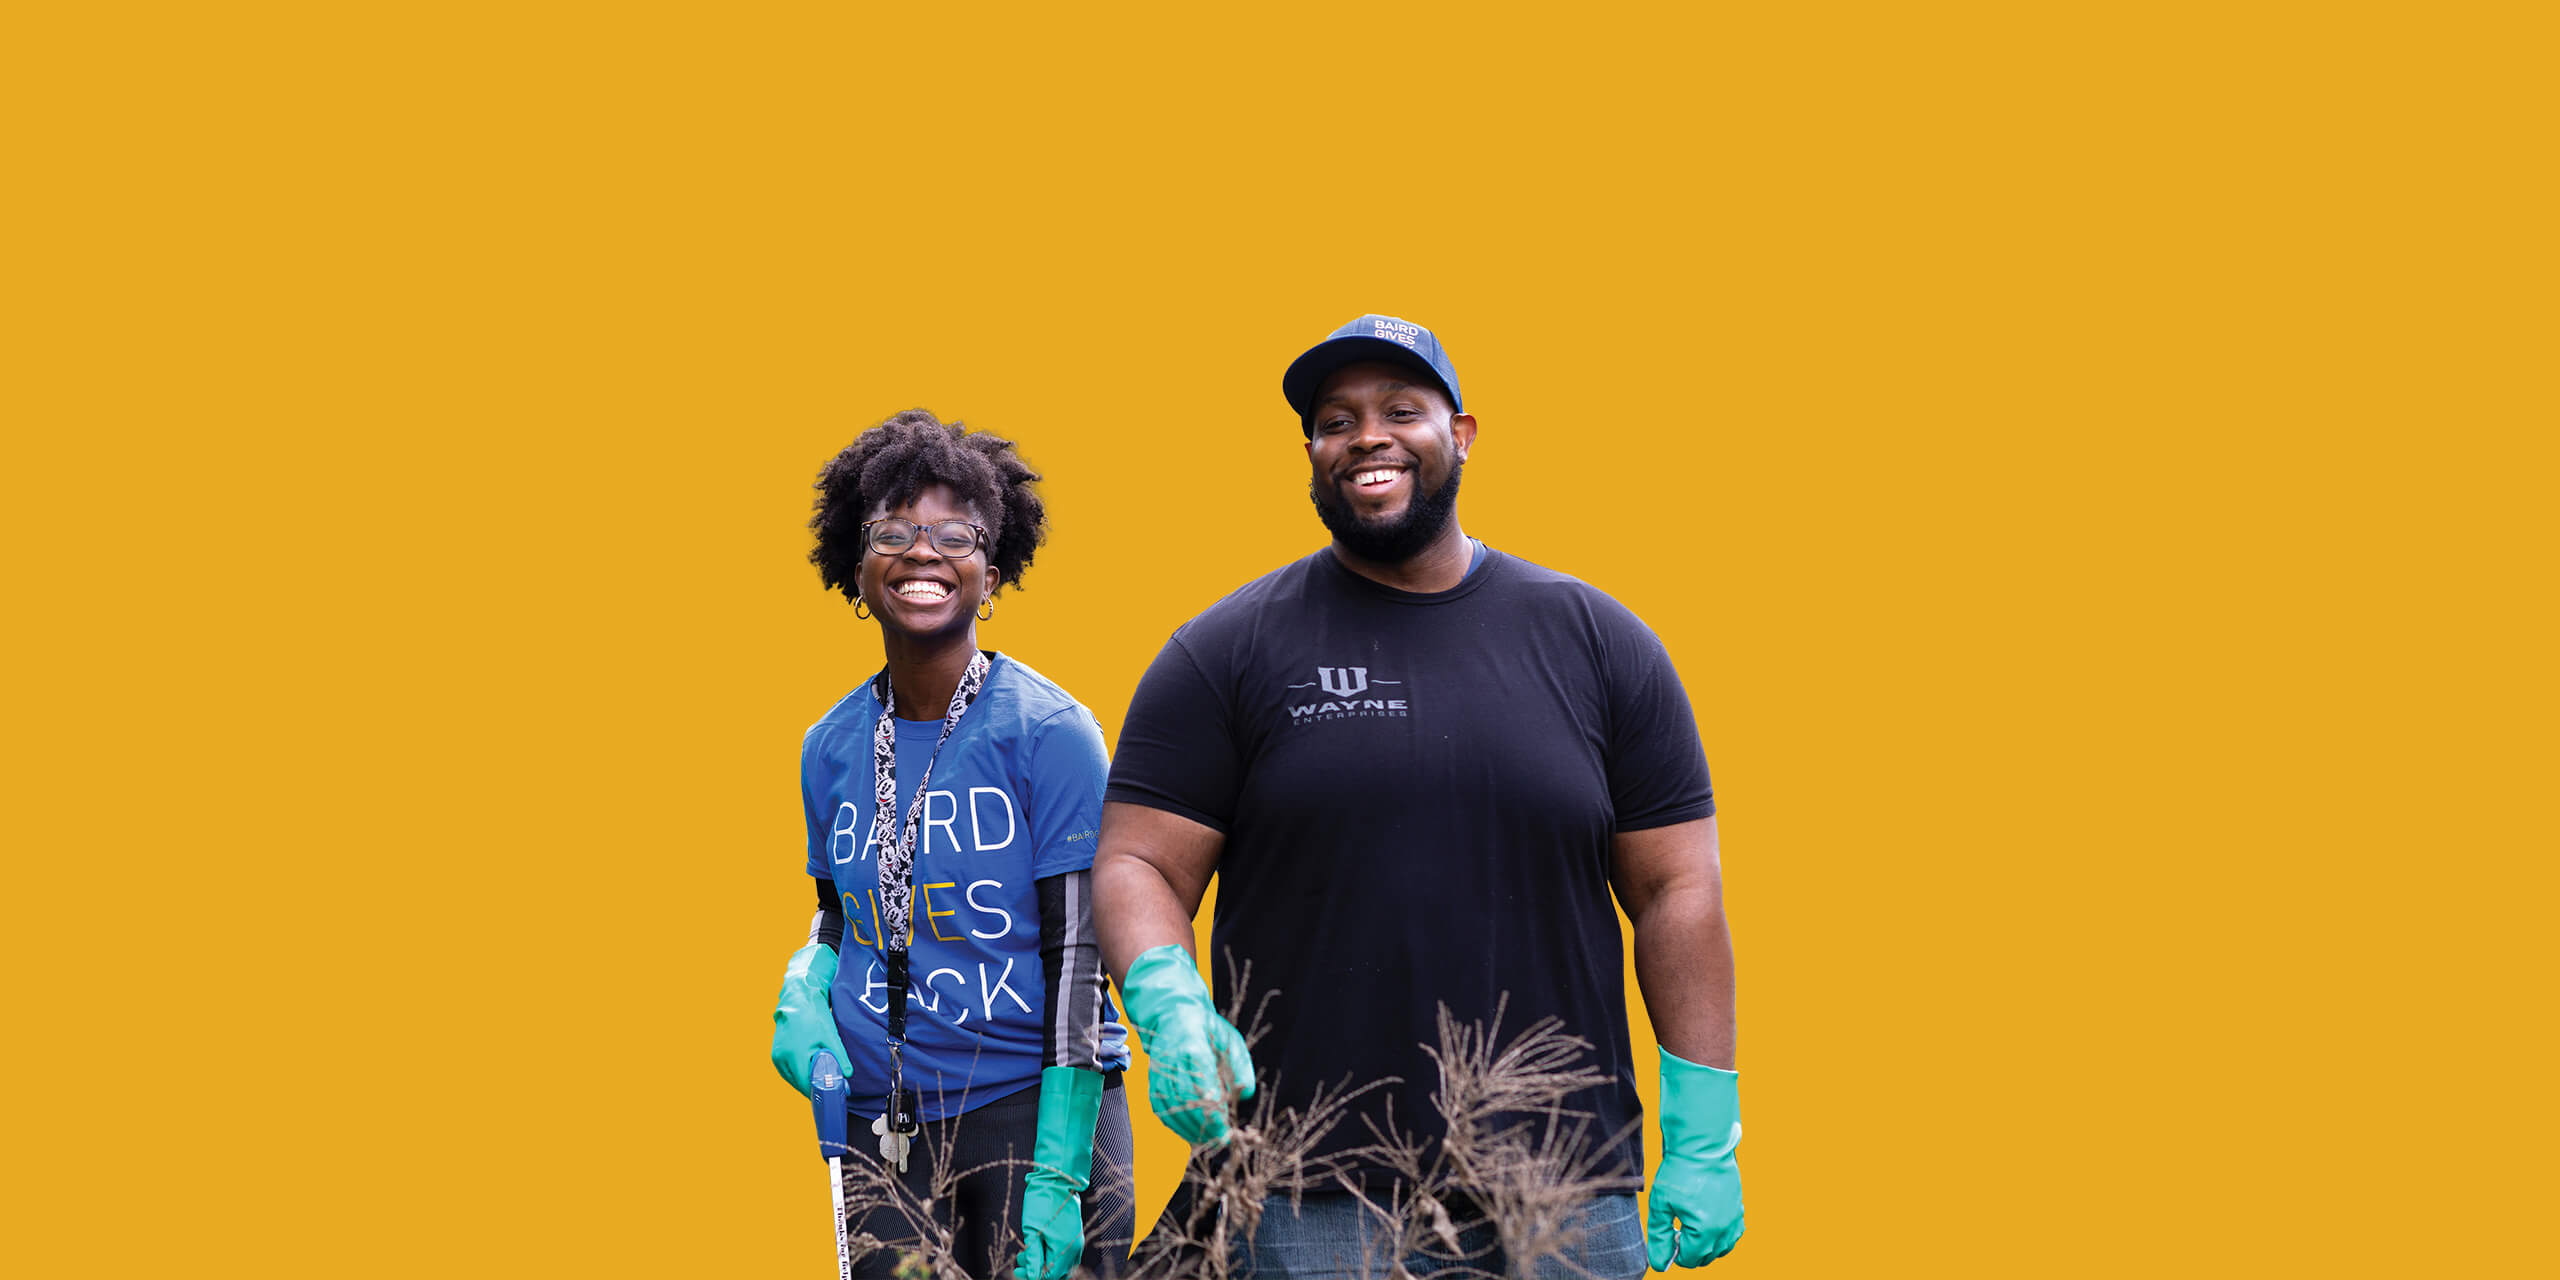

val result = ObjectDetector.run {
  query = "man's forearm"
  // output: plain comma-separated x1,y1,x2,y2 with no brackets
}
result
1093,802,1224,983
1631,883,1738,1069
1094,850,1204,983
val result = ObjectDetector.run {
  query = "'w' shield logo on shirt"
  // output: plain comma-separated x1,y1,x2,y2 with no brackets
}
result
1285,667,1409,726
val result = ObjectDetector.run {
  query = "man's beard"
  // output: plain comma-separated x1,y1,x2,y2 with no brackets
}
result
1309,458,1464,565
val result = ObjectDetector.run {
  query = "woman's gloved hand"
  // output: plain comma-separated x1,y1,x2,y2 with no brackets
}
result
1012,1066,1104,1280
769,943,854,1098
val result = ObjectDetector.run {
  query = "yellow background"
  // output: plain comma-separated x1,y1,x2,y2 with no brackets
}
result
6,3,2549,1276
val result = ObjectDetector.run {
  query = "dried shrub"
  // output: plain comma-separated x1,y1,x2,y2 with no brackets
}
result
832,968,1633,1280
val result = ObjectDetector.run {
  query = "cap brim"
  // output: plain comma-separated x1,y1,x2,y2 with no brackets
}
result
1282,336,1457,433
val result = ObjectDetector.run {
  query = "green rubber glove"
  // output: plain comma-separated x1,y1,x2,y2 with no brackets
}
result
1012,1066,1103,1280
1118,944,1256,1147
1646,1048,1745,1270
769,943,854,1098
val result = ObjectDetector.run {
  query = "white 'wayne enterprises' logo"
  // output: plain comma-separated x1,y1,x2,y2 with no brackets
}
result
1285,666,1409,725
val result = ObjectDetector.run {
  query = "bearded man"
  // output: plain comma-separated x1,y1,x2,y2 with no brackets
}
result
1095,315,1746,1277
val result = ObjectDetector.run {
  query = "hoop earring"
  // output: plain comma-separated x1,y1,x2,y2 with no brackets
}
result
977,597,995,622
854,595,870,620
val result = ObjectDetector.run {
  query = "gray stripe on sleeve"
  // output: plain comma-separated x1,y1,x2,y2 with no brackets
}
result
1040,870,1112,1070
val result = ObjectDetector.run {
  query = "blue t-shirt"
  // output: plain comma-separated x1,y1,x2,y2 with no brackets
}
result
801,654,1129,1119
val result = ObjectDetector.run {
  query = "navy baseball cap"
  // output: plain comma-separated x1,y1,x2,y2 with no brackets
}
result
1281,314,1464,436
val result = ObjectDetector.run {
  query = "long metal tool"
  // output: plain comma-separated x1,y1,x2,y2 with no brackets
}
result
811,1050,854,1280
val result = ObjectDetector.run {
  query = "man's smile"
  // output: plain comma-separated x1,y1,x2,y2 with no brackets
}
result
1339,458,1414,499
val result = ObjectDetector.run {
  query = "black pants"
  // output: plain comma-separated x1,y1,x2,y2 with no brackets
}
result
842,1075,1135,1280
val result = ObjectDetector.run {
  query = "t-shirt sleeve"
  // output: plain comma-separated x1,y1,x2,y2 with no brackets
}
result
1025,705,1111,880
1601,608,1717,831
1102,635,1242,834
802,725,841,879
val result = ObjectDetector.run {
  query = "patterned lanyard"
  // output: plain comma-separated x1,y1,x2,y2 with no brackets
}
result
865,649,990,1045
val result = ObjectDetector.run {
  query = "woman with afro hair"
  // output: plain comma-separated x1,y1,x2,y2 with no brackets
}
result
770,410,1134,1279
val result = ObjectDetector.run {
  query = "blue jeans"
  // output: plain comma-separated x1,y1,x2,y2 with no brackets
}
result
1233,1191,1644,1279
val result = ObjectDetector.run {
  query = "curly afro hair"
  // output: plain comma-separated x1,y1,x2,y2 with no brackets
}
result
809,409,1047,603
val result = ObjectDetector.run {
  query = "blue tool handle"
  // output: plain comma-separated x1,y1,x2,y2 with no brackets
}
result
811,1050,852,1160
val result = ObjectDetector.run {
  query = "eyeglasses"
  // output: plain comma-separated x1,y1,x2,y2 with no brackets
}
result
860,518,988,558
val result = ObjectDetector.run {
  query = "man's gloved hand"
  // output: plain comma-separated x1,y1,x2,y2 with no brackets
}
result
1013,1066,1104,1280
1117,944,1255,1146
1646,1048,1744,1270
769,943,855,1098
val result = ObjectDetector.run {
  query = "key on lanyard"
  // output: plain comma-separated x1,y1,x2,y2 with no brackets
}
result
872,1087,920,1171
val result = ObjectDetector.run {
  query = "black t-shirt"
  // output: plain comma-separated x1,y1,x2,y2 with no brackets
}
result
1105,546,1715,1186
